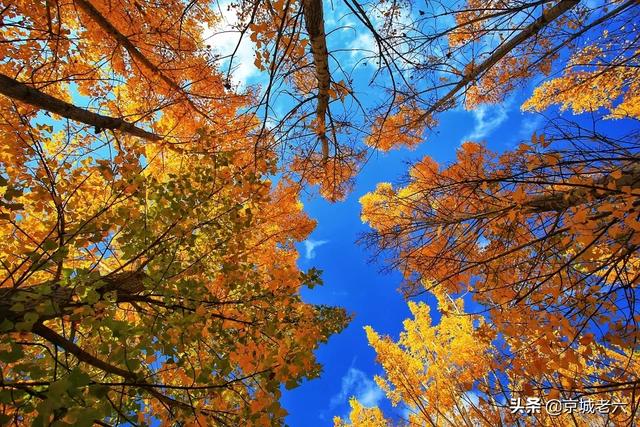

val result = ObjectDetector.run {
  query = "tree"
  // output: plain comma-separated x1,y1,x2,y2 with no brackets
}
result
222,0,639,199
336,293,632,426
352,0,640,419
358,130,640,422
334,0,640,423
334,0,639,126
0,0,348,424
3,0,639,423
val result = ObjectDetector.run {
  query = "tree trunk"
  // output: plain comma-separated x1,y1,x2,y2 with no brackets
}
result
302,0,331,160
0,271,147,329
74,0,210,119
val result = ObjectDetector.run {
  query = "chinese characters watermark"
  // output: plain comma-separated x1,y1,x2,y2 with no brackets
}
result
509,397,626,416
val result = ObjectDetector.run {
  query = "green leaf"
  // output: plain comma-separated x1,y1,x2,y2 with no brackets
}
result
10,302,25,312
47,378,70,405
69,367,91,388
0,390,16,404
61,407,99,427
14,320,33,332
126,358,141,372
15,312,38,331
83,288,100,305
41,239,58,251
0,319,14,332
23,312,38,324
88,384,109,399
284,378,298,390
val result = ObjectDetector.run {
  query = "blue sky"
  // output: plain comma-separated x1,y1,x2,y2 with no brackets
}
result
203,2,632,424
280,102,541,425
39,4,549,423
6,0,638,424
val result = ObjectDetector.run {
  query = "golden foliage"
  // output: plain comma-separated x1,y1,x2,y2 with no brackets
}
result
0,0,349,424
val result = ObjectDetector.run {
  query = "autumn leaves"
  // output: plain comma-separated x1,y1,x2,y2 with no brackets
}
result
0,0,349,424
339,0,640,425
354,113,640,424
0,0,639,425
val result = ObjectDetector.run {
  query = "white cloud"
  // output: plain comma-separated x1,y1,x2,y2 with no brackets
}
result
330,368,385,409
518,114,544,138
477,236,489,251
203,2,259,86
303,239,329,259
462,103,510,142
347,33,376,61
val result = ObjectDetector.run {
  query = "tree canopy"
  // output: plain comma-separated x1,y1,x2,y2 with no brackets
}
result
0,0,348,424
340,0,640,425
1,0,639,425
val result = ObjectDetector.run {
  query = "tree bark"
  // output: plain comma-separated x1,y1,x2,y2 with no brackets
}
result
74,0,175,89
302,0,331,160
31,322,213,414
32,322,136,379
0,271,147,328
421,164,640,228
523,163,640,214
